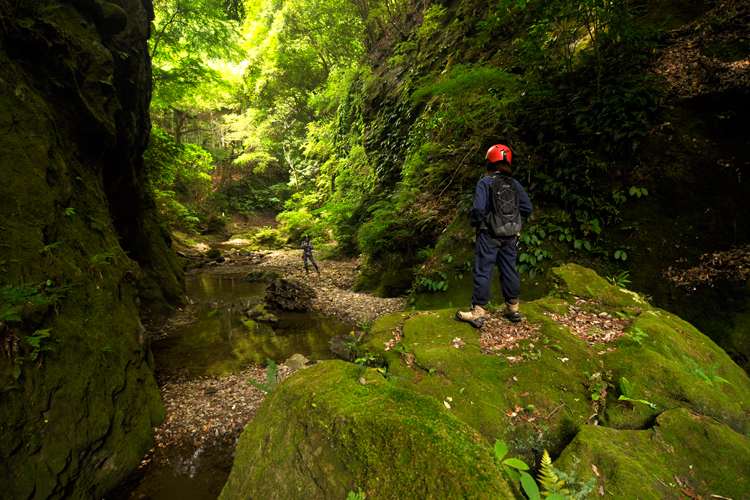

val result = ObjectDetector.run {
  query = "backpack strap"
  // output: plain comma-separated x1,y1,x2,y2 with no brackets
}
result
487,233,518,248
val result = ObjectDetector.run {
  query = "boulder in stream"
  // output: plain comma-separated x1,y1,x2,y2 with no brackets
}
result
265,278,316,312
243,269,284,283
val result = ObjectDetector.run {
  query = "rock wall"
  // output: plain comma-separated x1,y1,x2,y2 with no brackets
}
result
0,0,184,498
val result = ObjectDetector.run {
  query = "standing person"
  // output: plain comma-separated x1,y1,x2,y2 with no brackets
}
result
301,234,320,275
456,144,533,327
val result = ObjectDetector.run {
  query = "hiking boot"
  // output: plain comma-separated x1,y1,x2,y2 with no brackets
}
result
456,305,486,328
503,302,521,323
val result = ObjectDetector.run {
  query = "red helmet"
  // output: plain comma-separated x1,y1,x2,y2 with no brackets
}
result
485,144,512,164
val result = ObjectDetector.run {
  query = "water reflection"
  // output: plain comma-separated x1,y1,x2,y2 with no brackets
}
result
151,272,351,377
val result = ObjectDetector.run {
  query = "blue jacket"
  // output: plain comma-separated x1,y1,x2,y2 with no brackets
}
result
469,174,533,228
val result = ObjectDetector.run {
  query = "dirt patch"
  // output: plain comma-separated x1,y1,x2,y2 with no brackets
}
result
542,304,632,344
662,244,750,292
479,317,542,357
654,0,750,100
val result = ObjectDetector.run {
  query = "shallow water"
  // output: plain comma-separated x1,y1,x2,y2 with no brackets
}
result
151,272,352,377
107,270,352,500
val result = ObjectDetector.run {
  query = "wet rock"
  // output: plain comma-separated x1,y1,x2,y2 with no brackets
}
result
283,354,310,371
243,269,283,283
329,335,356,360
238,297,263,310
245,304,266,319
265,278,316,312
256,314,278,323
206,249,222,259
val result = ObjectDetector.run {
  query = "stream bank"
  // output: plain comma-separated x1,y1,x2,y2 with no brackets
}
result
105,247,408,499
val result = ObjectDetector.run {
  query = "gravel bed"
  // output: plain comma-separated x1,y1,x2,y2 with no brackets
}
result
252,249,407,324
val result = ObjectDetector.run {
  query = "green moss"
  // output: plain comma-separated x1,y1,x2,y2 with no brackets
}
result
220,361,521,500
598,310,750,433
550,264,652,310
206,248,222,259
356,265,750,476
353,257,414,297
555,408,750,499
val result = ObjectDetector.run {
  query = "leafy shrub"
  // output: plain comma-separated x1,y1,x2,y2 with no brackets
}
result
143,127,215,233
277,210,315,241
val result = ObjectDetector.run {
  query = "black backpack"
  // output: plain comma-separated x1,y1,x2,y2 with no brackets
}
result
484,173,522,238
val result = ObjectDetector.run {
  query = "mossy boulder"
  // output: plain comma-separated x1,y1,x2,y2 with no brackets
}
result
205,248,222,259
554,408,750,499
220,361,521,500
353,255,414,297
223,264,750,499
243,268,283,283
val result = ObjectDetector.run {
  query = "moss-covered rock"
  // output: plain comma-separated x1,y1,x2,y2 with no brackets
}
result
223,264,750,499
0,0,183,497
554,408,750,499
205,248,222,259
243,268,283,282
220,361,521,500
353,255,414,297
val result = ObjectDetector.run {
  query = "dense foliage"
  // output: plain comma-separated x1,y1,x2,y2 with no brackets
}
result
147,0,667,280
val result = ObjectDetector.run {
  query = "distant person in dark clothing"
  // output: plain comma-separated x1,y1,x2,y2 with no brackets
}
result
301,234,320,275
456,144,533,328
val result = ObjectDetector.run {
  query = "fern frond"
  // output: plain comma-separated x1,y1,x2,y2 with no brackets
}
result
538,450,569,494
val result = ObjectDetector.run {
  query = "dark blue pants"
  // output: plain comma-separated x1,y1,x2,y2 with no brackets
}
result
471,231,519,306
303,253,318,272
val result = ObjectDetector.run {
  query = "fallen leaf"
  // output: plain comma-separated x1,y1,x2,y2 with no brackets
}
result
592,464,600,477
444,401,451,410
520,392,529,397
358,377,366,385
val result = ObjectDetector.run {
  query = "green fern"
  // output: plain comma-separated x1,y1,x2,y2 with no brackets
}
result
619,377,634,398
248,358,280,393
538,450,570,497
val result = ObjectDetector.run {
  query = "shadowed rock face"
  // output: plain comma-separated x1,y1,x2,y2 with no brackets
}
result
0,1,183,498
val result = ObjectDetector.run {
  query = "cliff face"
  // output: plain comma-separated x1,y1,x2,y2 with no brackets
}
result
0,0,183,498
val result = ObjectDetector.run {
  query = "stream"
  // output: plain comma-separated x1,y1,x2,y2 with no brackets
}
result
106,269,352,500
